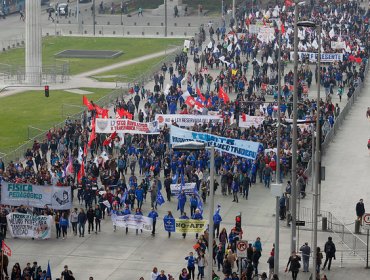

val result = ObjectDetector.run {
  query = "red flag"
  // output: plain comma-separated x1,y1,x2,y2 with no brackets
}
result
355,57,362,64
82,96,94,110
218,87,230,103
285,0,293,7
94,104,105,116
102,109,109,119
77,160,85,184
116,108,133,120
242,113,247,122
2,241,11,257
281,24,285,34
88,118,96,147
207,98,212,108
103,131,117,146
196,87,206,102
185,96,196,107
83,144,87,157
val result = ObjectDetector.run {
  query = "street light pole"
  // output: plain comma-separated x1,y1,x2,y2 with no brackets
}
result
164,0,168,37
93,0,96,35
274,28,282,277
313,24,322,280
232,0,235,19
207,146,215,280
291,1,299,253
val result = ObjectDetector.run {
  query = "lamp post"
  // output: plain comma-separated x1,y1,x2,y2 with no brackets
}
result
172,142,215,280
93,0,96,35
164,0,167,37
313,23,322,280
291,1,299,253
274,26,282,277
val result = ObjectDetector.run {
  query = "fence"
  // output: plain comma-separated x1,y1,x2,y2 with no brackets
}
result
0,63,70,84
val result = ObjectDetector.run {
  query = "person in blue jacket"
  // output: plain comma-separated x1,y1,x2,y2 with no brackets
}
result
148,208,158,236
213,206,222,238
177,190,187,215
192,208,203,239
122,205,131,234
190,194,198,216
185,251,196,280
179,212,189,239
135,185,144,210
134,208,143,235
164,211,174,238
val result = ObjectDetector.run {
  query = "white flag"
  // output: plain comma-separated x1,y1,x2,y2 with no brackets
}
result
77,147,83,163
267,56,273,64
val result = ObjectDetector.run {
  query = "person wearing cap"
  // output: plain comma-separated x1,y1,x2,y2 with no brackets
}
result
299,242,311,272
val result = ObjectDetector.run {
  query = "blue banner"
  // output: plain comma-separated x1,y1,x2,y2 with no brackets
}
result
170,126,260,160
163,217,176,232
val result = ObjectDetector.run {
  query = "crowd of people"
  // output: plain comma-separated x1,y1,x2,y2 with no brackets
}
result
0,0,369,279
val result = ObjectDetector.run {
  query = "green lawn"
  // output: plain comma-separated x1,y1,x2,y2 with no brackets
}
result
0,88,112,153
92,55,166,82
0,37,183,75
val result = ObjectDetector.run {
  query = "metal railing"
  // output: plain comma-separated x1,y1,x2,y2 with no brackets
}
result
0,63,70,84
303,60,369,177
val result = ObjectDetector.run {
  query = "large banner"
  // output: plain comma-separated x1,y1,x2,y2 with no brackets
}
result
170,183,196,196
1,182,72,210
163,218,207,233
95,118,160,134
7,213,52,239
290,52,343,62
155,114,222,127
111,214,153,231
239,116,265,128
170,126,260,159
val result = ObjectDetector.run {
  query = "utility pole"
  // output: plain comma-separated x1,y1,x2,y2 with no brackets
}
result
164,0,167,37
313,24,322,280
291,1,299,253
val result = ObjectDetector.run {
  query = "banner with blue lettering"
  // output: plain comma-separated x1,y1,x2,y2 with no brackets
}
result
170,126,260,160
290,52,343,62
1,182,72,210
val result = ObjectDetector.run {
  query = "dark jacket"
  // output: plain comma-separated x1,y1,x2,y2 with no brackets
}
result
287,255,301,272
324,240,336,258
77,212,87,224
356,202,365,217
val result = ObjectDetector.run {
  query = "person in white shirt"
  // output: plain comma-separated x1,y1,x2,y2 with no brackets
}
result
150,267,159,280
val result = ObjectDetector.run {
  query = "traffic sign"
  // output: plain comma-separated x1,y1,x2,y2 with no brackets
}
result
236,240,248,258
363,213,370,229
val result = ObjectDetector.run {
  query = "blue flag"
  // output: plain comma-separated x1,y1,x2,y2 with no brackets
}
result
193,187,203,214
172,171,179,184
120,191,128,205
44,261,52,280
156,190,165,206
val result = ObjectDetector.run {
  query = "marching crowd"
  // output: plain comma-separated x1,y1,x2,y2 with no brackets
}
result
0,0,369,279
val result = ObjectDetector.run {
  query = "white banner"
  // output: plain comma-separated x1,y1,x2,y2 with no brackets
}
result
170,126,260,159
239,115,265,128
111,214,153,231
1,182,72,210
170,183,196,196
7,213,52,239
331,41,346,50
290,52,343,62
155,114,222,127
248,24,260,34
95,118,160,134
